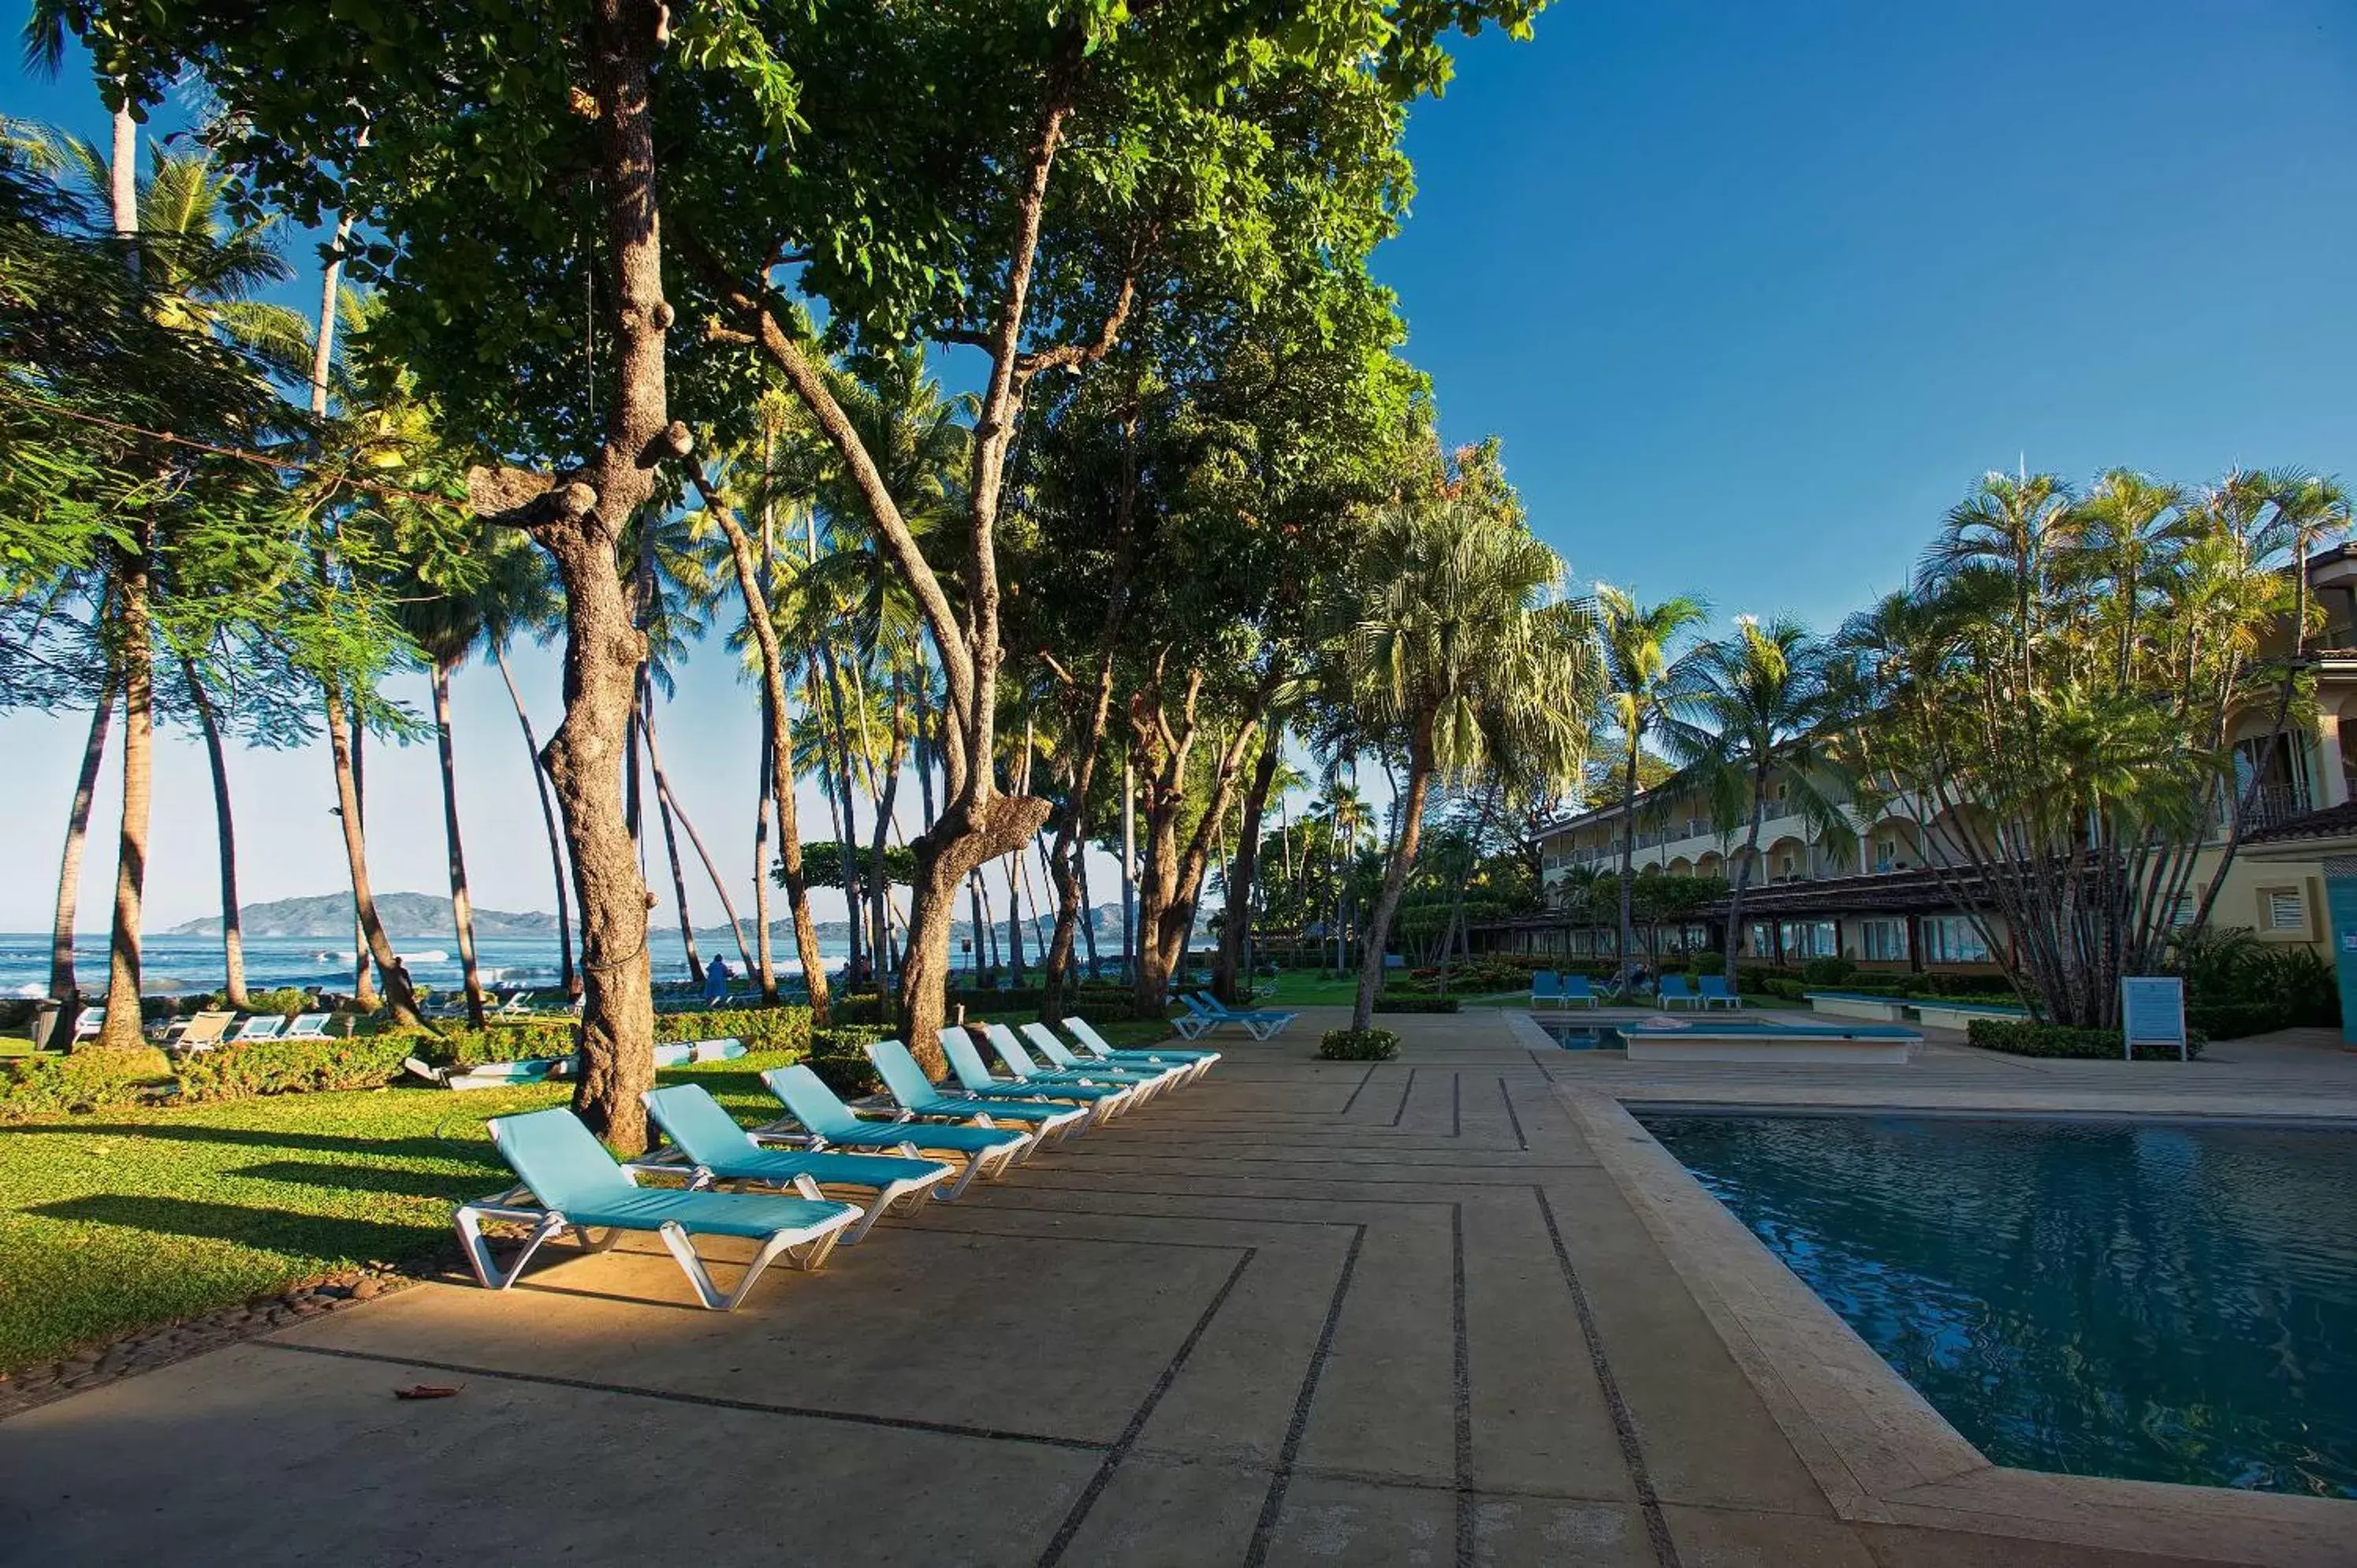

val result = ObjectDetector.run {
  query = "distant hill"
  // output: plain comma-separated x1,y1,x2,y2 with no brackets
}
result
167,893,561,940
169,893,1134,945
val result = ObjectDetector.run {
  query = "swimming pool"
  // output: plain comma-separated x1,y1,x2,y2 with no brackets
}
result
1538,1022,1622,1050
1640,1112,2357,1499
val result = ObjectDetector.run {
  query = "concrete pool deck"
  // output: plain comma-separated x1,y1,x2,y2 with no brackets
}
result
2,1005,2351,1565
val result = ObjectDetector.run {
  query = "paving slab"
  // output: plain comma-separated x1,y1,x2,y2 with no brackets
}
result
3,1004,2349,1565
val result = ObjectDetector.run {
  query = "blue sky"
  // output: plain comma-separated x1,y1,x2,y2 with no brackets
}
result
5,2,2355,929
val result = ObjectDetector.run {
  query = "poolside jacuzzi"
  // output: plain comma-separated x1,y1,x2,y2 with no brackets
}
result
1639,1111,2357,1499
1538,1021,1622,1050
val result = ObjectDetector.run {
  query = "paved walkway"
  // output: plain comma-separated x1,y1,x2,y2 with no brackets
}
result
0,1008,2341,1566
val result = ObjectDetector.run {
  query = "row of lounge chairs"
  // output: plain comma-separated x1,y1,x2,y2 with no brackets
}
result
66,1007,341,1049
1173,990,1297,1041
456,1015,1219,1310
1529,971,1742,1011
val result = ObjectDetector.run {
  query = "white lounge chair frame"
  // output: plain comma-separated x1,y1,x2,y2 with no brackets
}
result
453,1182,848,1310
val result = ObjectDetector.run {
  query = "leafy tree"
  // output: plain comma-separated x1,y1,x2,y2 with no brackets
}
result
1678,616,1850,972
1330,464,1594,1030
1593,586,1711,990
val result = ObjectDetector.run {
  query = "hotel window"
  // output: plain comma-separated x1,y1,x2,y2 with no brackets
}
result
1778,919,1837,959
1748,920,1775,959
2261,886,2308,933
1873,838,1895,873
1923,916,1991,964
1778,851,1797,879
1859,918,1908,962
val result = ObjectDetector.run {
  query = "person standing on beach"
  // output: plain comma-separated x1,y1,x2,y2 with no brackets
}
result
702,952,732,1004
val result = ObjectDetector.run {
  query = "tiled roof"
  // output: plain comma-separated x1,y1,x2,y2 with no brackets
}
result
2243,799,2357,846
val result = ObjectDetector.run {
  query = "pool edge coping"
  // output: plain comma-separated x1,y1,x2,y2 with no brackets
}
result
1563,1087,2357,1567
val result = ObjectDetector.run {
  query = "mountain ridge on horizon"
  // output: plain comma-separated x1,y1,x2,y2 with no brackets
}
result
161,890,1134,945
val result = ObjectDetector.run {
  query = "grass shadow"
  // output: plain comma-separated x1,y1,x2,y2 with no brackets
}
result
228,1160,498,1201
29,1193,436,1258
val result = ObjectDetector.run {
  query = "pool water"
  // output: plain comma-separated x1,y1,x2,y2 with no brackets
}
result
1640,1112,2357,1499
1540,1023,1623,1050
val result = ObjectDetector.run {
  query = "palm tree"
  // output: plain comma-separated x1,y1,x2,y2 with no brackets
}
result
1338,497,1595,1029
1594,586,1711,991
2071,469,2183,683
1922,471,2078,692
44,130,311,1048
1681,616,1850,974
390,527,559,1026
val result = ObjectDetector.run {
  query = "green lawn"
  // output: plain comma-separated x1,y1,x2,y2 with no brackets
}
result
0,1019,1182,1375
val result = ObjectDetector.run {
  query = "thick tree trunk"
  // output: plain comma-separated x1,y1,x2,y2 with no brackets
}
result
494,645,577,1000
427,661,489,1026
467,0,680,1149
51,675,116,1016
1214,743,1283,1003
95,538,153,1052
349,723,376,1008
183,657,250,1011
1353,721,1436,1031
324,682,424,1026
1721,766,1769,981
814,645,866,986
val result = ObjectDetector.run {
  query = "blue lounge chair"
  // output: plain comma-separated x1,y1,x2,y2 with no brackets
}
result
1018,1022,1190,1094
1530,970,1566,1011
640,1084,952,1242
454,1108,860,1310
1184,992,1299,1041
1696,974,1741,1010
758,1066,1030,1192
936,1027,1132,1123
1560,974,1602,1010
228,1014,287,1043
1059,1015,1219,1082
869,1040,1092,1142
1656,974,1699,1010
284,1011,334,1040
985,1023,1168,1105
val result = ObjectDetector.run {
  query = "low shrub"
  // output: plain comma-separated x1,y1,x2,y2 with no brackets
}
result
173,1034,415,1103
2186,1001,2293,1042
1318,1027,1401,1061
1373,994,1460,1014
1687,952,1726,976
1966,1018,2203,1062
400,1021,577,1070
240,987,314,1018
661,1006,812,1056
0,1050,169,1120
1800,955,1859,987
805,1023,890,1099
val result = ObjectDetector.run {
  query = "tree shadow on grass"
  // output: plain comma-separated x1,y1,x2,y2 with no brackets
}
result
226,1160,493,1201
28,1194,437,1260
2,1123,490,1161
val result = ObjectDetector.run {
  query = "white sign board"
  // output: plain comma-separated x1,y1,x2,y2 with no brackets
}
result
2120,976,2188,1063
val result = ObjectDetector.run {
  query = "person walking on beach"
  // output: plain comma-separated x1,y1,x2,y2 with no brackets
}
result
702,952,732,1004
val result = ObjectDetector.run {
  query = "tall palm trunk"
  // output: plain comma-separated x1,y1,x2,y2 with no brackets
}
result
1352,717,1435,1030
1615,737,1640,989
751,702,779,1000
183,657,249,1010
325,681,423,1026
95,531,154,1052
349,724,377,1007
1213,743,1283,1003
50,673,116,1019
641,680,703,981
1721,761,1771,980
643,696,757,978
494,645,577,1000
430,659,488,1026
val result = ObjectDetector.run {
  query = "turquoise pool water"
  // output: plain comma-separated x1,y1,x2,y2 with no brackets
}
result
1640,1112,2357,1499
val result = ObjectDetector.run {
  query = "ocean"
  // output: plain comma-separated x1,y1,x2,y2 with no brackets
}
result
2,931,854,1000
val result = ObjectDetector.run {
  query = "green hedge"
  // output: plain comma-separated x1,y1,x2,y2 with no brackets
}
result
0,1051,170,1120
174,1034,417,1102
804,1024,890,1099
2186,1001,2292,1042
1318,1027,1402,1061
1967,1018,2204,1062
1372,995,1461,1014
